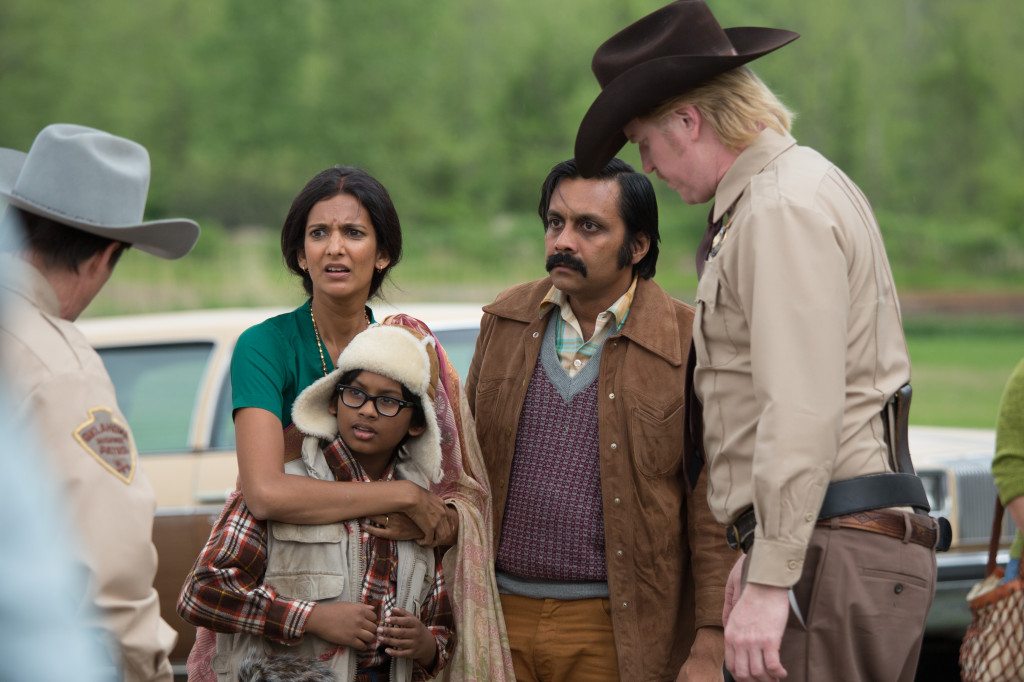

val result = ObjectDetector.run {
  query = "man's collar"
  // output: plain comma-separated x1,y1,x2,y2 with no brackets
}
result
541,277,638,331
539,283,567,311
484,277,685,366
616,278,684,366
0,253,61,317
713,128,796,223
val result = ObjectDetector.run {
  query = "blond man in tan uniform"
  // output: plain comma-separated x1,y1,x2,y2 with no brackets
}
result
0,124,199,681
574,3,946,681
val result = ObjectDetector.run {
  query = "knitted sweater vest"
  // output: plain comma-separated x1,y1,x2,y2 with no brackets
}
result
496,316,606,581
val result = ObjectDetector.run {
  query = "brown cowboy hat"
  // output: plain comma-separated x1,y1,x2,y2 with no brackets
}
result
574,0,798,177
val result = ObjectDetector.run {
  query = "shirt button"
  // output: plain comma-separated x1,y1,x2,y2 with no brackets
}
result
613,497,621,505
532,331,539,338
621,602,628,609
615,549,624,558
787,560,799,570
805,513,814,522
573,359,582,368
610,442,618,450
608,392,615,400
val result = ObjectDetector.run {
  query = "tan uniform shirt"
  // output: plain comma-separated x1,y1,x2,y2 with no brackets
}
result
0,257,176,681
694,129,911,588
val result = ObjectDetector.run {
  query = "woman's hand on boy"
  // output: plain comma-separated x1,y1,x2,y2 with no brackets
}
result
304,602,377,650
377,607,438,668
430,505,459,548
397,481,447,544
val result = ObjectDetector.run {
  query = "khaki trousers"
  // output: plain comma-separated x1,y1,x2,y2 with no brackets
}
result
772,520,937,681
500,593,620,682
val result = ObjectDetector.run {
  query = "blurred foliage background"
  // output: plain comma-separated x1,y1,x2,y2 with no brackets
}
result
2,0,1022,425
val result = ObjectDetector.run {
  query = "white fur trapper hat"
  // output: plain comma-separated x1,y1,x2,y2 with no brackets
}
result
291,324,443,484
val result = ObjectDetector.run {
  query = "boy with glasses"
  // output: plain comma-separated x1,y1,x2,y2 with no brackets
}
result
179,324,456,681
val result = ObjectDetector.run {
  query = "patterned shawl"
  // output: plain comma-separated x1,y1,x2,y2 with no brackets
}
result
382,314,514,681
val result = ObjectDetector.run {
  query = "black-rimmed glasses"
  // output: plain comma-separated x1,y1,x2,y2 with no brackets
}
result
336,385,417,417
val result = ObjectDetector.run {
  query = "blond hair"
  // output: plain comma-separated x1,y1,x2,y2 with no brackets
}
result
648,67,793,150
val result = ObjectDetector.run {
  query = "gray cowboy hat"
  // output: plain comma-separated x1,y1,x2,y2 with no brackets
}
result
0,124,199,259
574,0,799,177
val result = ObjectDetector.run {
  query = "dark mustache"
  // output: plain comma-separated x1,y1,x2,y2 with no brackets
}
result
545,252,588,277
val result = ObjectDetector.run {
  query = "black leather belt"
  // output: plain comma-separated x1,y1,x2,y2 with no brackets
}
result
726,472,952,553
819,472,929,518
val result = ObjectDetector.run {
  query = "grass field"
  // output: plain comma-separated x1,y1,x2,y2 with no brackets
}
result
905,317,1023,428
90,220,1023,429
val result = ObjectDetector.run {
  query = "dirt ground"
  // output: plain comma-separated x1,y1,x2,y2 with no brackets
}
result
900,292,1024,317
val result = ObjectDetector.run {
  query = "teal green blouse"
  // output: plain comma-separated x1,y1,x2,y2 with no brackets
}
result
230,299,374,428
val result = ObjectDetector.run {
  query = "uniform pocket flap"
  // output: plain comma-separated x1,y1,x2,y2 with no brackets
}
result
271,522,346,544
695,265,720,311
268,573,346,601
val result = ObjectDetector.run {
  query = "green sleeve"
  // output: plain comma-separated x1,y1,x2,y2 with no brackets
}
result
230,322,293,424
992,360,1024,506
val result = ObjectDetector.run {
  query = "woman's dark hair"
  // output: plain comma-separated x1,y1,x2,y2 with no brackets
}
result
281,166,402,299
537,158,660,279
335,369,425,430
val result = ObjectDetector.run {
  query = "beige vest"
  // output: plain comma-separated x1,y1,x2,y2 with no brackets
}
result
213,438,436,681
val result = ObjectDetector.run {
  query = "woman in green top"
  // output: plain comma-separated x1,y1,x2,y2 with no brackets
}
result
192,166,514,680
232,166,452,542
992,359,1024,581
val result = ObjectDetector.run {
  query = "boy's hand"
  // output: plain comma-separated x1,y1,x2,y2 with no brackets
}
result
364,512,423,542
305,602,378,650
366,506,460,548
377,607,437,668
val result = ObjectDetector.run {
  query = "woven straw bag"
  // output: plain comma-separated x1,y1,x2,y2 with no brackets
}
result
960,499,1024,681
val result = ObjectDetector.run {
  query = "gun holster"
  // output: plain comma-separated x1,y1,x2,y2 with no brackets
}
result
880,383,952,550
881,383,916,476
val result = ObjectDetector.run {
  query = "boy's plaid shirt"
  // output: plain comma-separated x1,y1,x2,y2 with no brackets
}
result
177,443,454,678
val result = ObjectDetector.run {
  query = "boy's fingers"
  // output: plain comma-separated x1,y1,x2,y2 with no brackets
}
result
364,525,396,539
378,625,414,642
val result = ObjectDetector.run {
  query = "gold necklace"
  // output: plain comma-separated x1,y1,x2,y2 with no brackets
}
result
310,304,371,377
310,305,329,376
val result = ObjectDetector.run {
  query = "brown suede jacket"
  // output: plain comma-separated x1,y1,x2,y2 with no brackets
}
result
466,276,735,681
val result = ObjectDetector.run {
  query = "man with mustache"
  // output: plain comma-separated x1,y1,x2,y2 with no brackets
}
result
466,157,734,681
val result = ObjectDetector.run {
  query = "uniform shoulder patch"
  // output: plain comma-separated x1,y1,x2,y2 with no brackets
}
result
73,407,137,484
